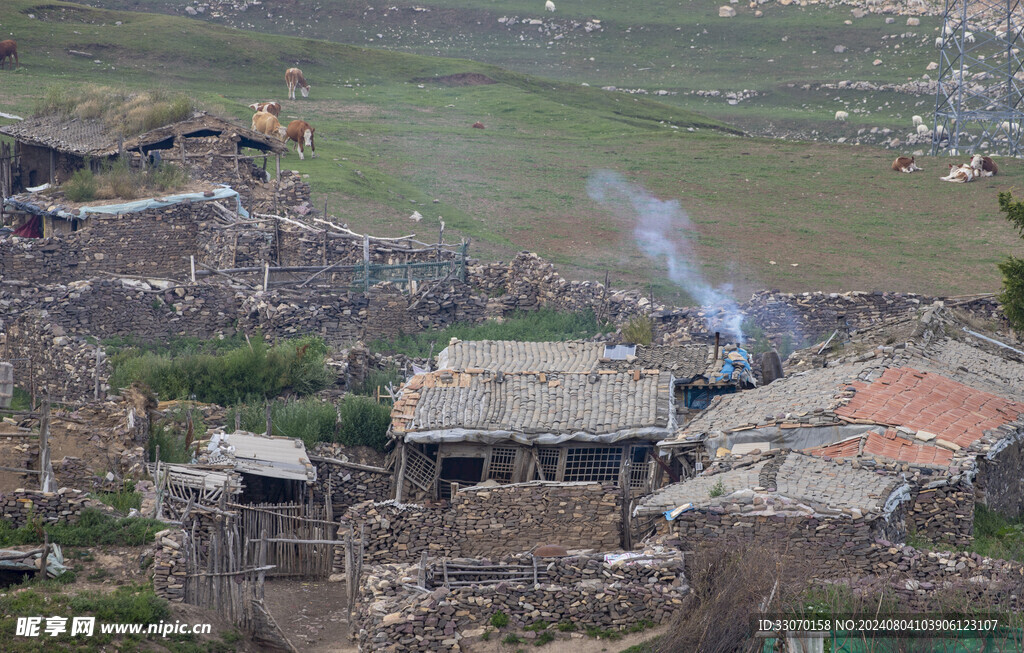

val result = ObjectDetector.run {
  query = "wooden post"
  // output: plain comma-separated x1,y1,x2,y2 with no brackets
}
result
48,149,55,184
362,234,370,292
275,154,281,181
234,143,239,177
324,478,333,522
265,401,272,437
394,440,407,502
93,345,101,401
39,399,52,493
38,532,49,578
234,409,241,432
190,255,196,283
620,461,633,551
321,229,327,266
179,138,186,167
263,262,270,291
258,529,268,601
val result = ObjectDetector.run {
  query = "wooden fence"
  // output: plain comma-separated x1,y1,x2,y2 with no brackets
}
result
234,502,338,578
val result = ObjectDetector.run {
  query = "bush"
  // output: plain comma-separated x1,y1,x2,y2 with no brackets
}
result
350,366,405,402
109,335,332,404
63,166,98,202
0,509,164,547
489,611,510,628
149,161,189,191
337,395,391,451
149,405,204,463
370,309,612,357
227,396,338,448
93,480,142,514
621,315,654,345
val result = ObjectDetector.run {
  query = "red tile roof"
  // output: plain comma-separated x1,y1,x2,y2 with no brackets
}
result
805,428,954,466
806,437,861,459
835,368,1024,449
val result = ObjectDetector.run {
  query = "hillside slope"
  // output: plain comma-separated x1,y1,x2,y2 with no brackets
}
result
1,0,1021,303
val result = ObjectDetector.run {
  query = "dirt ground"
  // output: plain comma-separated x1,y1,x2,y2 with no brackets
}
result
263,577,356,652
461,625,666,653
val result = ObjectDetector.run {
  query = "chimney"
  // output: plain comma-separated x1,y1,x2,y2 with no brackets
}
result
714,331,721,362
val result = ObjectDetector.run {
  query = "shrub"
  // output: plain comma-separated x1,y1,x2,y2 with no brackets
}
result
93,480,142,514
370,309,612,357
350,366,405,402
708,479,726,498
149,161,189,191
227,396,338,448
621,315,654,346
337,395,392,451
0,509,163,547
63,166,98,202
95,157,143,200
109,335,332,404
489,611,510,628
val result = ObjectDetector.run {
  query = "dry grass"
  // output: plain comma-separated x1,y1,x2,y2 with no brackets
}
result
34,85,195,137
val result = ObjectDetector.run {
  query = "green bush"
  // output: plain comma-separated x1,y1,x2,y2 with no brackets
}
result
109,335,332,404
370,309,612,357
149,161,189,191
489,611,510,628
63,166,98,202
227,396,338,448
93,480,142,514
0,509,163,547
337,395,391,451
69,585,169,624
350,366,405,402
621,315,654,345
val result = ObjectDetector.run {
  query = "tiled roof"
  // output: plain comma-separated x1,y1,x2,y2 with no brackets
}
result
391,369,672,439
0,111,287,156
836,367,1024,449
436,339,713,377
806,428,954,466
667,363,871,439
907,338,1024,403
636,451,902,516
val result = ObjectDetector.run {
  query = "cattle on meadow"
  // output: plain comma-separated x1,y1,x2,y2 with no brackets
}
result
0,40,17,70
285,68,310,100
285,120,316,160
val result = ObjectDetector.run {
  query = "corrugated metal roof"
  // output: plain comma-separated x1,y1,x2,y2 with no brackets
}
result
210,431,316,482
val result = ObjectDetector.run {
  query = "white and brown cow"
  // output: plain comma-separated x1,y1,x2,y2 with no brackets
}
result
252,112,287,141
970,154,998,176
940,162,979,183
248,101,281,117
285,67,310,100
285,120,316,159
891,156,921,173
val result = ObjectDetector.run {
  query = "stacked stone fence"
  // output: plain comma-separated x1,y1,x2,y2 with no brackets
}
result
0,488,89,528
355,552,686,652
310,456,392,512
152,528,186,603
334,483,622,572
978,431,1024,520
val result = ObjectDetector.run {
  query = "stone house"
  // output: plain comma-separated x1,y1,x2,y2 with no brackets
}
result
390,339,690,500
634,450,912,579
0,111,287,193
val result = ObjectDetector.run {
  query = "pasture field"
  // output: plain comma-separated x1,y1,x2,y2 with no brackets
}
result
1,0,1021,304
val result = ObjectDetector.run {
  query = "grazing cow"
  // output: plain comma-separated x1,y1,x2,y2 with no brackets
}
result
891,156,921,173
252,112,286,141
0,40,17,70
940,162,978,183
248,101,281,117
970,154,998,176
285,120,316,160
285,67,310,100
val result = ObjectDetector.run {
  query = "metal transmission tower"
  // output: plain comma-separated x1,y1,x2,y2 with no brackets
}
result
932,0,1024,156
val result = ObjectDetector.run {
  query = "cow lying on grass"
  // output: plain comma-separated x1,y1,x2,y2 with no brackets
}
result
891,156,921,173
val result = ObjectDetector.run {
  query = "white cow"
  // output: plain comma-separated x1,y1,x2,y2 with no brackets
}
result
835,110,848,121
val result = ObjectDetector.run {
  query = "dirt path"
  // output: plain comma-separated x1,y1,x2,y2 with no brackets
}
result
462,625,666,653
263,578,356,653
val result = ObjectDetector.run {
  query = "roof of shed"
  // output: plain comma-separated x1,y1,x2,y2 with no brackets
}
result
0,111,287,156
436,339,713,377
835,367,1024,449
202,431,316,482
391,369,673,443
805,427,955,466
635,451,904,517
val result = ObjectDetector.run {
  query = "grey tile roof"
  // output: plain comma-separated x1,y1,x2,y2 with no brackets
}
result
392,369,673,438
909,338,1024,403
666,363,874,441
636,451,902,516
436,339,713,377
0,111,287,156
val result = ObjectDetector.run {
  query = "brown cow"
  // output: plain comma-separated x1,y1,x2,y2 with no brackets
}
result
891,156,921,173
285,120,316,160
0,40,17,70
285,68,310,100
970,154,998,176
248,101,281,117
252,112,286,141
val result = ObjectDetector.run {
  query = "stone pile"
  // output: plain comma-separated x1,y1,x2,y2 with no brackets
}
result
1,488,89,528
354,552,686,652
152,528,186,602
311,456,392,511
335,483,622,572
0,436,36,492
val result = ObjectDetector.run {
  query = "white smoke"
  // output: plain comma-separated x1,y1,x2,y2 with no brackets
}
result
586,170,745,342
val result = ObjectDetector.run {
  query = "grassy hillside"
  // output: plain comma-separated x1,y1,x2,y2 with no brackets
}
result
1,0,1022,304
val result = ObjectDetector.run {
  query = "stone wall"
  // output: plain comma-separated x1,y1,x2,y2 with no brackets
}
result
355,553,686,652
152,528,186,603
978,429,1024,519
662,506,905,581
336,483,622,570
0,436,37,493
0,488,89,527
311,457,392,512
907,483,974,548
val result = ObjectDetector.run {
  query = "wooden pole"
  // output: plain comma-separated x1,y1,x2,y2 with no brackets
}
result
93,346,101,401
263,262,270,292
190,256,196,283
265,401,272,437
38,532,49,578
362,234,370,292
39,399,52,493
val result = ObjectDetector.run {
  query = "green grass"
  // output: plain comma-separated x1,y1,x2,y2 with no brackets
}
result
370,309,612,357
2,0,1022,308
108,335,332,404
91,481,142,514
0,509,164,548
227,396,340,449
969,505,1024,562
